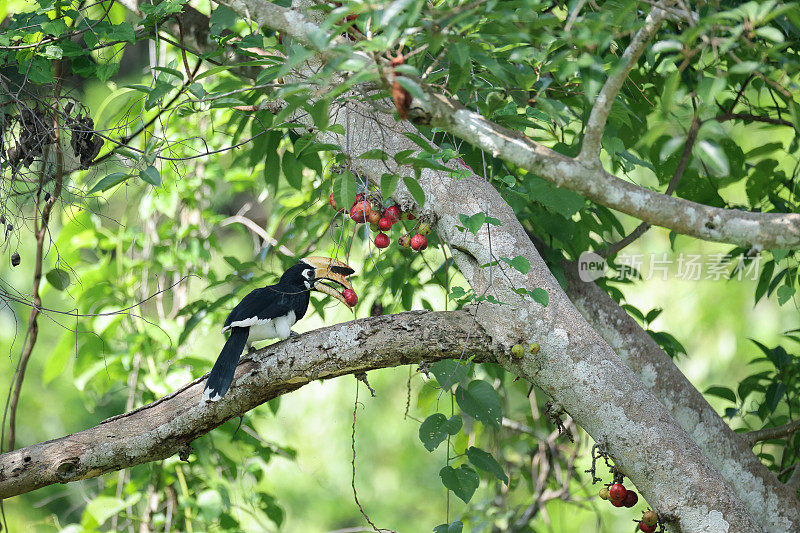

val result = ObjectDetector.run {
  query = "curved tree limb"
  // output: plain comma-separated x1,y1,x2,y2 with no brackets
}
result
287,79,764,530
223,0,800,251
0,310,494,500
579,3,670,162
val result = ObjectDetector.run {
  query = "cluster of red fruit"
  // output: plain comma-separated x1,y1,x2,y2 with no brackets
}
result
599,484,658,531
330,193,431,251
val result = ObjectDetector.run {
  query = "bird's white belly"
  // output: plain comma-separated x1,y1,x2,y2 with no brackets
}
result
245,310,297,344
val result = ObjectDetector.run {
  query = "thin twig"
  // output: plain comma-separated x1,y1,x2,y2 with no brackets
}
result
599,111,700,256
713,113,793,128
350,381,396,533
3,61,66,452
744,418,800,447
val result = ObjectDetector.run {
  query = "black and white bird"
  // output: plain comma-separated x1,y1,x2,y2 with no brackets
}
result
202,256,355,402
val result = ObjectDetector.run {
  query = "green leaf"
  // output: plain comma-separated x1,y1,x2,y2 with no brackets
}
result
755,26,784,43
765,382,786,413
403,132,435,152
696,140,730,177
107,22,135,43
357,149,388,160
529,288,549,307
281,154,303,189
455,379,502,428
439,465,479,503
527,176,585,218
466,446,508,484
43,344,71,384
458,212,483,234
46,268,70,290
394,149,415,164
419,413,462,452
88,172,130,194
430,359,471,389
738,373,768,402
308,99,330,131
83,494,141,528
704,386,736,404
334,172,357,212
776,285,795,306
645,308,663,323
152,66,184,80
263,131,283,194
403,176,426,206
434,521,463,533
502,256,530,274
381,173,399,199
139,165,161,187
395,76,425,100
209,5,239,36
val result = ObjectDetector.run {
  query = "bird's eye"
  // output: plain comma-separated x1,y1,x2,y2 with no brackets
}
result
303,269,314,280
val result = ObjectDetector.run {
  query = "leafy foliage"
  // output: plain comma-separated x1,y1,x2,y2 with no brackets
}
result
2,0,800,530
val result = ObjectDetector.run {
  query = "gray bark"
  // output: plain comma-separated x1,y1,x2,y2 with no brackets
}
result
0,310,493,500
563,263,800,531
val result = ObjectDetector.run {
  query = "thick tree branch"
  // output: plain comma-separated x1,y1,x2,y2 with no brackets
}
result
216,0,800,250
281,75,764,532
0,310,494,500
562,263,800,531
579,3,670,162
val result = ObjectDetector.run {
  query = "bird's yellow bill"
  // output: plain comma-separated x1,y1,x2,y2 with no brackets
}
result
302,256,356,307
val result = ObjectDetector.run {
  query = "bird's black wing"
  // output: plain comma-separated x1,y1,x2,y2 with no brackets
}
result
222,286,305,330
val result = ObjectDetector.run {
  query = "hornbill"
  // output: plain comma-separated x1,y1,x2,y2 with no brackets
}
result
202,256,355,402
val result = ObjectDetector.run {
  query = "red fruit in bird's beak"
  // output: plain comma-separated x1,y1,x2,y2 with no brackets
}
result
342,288,358,306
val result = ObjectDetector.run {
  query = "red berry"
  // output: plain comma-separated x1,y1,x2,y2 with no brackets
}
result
410,233,428,251
608,483,627,503
367,209,381,225
278,33,284,45
623,490,638,508
374,232,390,248
642,510,658,526
378,217,393,231
384,205,401,223
639,523,656,533
611,498,625,507
342,288,358,306
350,201,372,223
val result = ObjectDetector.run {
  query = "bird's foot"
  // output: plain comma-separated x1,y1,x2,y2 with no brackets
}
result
247,345,257,354
289,330,301,339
